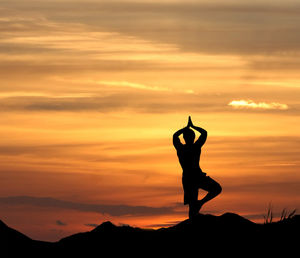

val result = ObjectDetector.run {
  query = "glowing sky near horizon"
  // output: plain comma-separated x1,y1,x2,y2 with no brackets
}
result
0,0,300,241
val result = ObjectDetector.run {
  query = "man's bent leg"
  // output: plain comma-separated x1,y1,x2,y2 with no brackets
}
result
197,176,222,212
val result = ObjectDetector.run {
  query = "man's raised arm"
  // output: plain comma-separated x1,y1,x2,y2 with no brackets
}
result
173,127,186,149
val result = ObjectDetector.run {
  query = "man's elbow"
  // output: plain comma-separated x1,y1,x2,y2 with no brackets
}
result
173,136,179,145
173,132,179,139
201,131,207,142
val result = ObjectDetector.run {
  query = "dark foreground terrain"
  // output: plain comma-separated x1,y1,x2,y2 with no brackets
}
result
1,213,299,257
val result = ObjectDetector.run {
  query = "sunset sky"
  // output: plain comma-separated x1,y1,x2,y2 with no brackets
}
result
0,0,300,241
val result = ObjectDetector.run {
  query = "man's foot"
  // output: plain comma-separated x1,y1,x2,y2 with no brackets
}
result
189,211,198,219
189,204,199,219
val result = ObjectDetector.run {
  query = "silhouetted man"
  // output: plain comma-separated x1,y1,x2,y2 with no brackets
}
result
173,116,222,219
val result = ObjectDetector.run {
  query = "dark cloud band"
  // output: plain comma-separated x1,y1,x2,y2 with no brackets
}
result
0,196,175,216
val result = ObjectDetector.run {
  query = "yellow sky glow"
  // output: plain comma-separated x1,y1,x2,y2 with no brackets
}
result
0,0,299,241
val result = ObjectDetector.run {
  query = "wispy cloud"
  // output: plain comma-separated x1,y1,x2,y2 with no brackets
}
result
0,91,216,113
84,223,99,228
4,0,300,57
95,80,194,94
228,99,288,110
98,81,171,92
56,220,67,226
0,196,176,216
145,221,181,228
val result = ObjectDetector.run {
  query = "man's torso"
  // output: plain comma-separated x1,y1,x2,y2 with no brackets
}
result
176,144,203,178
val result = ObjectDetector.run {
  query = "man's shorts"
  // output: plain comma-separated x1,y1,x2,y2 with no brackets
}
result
182,172,220,205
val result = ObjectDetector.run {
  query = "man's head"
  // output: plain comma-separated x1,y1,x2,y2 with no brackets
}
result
183,128,195,145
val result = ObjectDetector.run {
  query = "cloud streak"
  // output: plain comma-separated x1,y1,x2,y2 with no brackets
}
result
0,90,296,115
99,81,172,92
228,100,288,110
0,91,217,113
56,220,67,226
84,223,99,228
3,0,300,57
0,196,176,216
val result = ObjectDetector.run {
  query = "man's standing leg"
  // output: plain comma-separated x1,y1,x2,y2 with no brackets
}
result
188,187,199,219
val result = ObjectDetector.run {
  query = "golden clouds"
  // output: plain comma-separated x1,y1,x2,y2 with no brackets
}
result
228,100,289,110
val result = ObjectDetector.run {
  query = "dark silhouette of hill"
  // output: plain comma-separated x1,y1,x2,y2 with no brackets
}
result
1,213,298,257
0,219,53,257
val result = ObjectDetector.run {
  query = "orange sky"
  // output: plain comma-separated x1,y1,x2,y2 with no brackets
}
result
0,0,300,241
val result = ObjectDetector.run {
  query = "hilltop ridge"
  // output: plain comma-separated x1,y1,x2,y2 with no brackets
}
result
1,212,299,257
